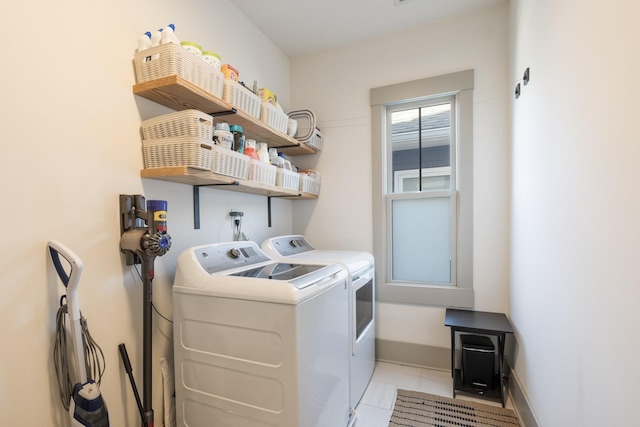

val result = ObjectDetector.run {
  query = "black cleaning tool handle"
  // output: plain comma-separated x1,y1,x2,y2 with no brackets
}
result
118,343,147,427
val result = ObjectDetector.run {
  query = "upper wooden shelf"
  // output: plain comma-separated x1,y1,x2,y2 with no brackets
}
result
140,167,318,199
133,76,315,156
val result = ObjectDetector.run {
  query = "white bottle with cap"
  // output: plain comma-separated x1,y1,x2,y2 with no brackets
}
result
161,24,180,45
257,143,269,163
213,123,233,150
137,32,152,52
269,148,283,167
151,29,163,47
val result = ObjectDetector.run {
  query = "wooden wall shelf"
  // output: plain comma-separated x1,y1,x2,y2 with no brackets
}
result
133,76,315,156
140,167,318,200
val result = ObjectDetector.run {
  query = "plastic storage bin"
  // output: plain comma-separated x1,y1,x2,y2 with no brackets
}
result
260,103,288,134
249,160,277,186
141,109,213,140
222,80,261,119
276,168,300,191
210,144,250,179
461,334,495,390
288,109,323,150
134,44,224,99
142,137,213,170
299,174,321,195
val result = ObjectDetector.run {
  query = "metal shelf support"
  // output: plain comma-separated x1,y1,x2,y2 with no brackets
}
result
193,183,239,229
267,194,301,227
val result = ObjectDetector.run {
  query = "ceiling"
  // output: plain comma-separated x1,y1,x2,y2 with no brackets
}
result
231,0,505,58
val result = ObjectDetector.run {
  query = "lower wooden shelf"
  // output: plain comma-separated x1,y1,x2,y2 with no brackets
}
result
140,167,318,199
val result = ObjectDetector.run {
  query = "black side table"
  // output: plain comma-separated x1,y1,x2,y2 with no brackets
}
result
444,308,514,407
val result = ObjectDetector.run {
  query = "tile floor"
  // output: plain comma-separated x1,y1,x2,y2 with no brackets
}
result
354,361,514,427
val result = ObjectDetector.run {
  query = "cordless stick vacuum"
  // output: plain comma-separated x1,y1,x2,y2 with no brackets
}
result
119,195,171,427
49,240,110,427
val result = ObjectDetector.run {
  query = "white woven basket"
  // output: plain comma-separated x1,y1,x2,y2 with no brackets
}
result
260,103,288,134
249,159,277,186
303,129,323,151
211,145,250,179
276,168,300,191
141,109,213,140
288,109,323,150
134,44,224,98
299,174,321,195
142,137,212,170
223,80,261,119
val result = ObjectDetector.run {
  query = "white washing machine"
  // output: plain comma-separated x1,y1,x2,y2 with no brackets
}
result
261,235,375,409
173,241,350,427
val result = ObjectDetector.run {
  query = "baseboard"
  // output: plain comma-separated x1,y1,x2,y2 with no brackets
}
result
376,339,539,427
505,360,539,427
375,338,450,371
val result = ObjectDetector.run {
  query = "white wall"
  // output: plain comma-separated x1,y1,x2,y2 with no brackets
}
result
0,1,294,425
290,3,511,349
510,0,640,425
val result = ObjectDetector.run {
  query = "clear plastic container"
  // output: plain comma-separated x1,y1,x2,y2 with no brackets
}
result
230,124,245,154
244,139,260,161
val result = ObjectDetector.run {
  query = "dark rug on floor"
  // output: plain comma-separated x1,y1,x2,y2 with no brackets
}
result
389,389,520,427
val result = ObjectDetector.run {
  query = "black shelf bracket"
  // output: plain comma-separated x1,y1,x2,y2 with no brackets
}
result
272,143,302,149
267,194,302,227
193,182,240,229
208,108,237,117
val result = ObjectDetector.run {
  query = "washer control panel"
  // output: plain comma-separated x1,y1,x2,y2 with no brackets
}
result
194,242,271,274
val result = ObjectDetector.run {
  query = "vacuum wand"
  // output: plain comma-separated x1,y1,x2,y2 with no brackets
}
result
119,195,171,427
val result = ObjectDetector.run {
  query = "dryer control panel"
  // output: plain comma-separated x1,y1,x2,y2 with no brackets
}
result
267,235,314,256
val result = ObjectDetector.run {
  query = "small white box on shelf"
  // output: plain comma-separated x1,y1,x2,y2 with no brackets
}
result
222,79,261,119
249,159,277,186
299,174,321,195
210,145,250,179
260,103,288,134
276,168,300,191
141,109,213,140
142,137,212,170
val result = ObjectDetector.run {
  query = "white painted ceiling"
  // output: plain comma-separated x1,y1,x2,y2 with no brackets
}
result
231,0,505,57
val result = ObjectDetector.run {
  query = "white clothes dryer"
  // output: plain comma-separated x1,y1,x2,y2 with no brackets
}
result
173,241,350,427
261,235,375,409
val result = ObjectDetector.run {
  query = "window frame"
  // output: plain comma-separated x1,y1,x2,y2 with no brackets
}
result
370,69,474,308
393,166,452,193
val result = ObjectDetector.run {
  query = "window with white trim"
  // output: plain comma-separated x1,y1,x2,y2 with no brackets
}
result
370,70,474,307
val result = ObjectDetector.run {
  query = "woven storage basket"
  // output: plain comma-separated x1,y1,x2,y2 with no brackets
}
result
260,103,288,134
223,80,261,119
141,109,213,140
249,159,277,186
299,174,321,195
288,109,323,150
276,168,300,191
134,44,224,98
211,145,250,179
142,137,212,170
302,129,323,150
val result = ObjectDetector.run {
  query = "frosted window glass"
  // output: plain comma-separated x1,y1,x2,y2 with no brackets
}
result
391,197,451,283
